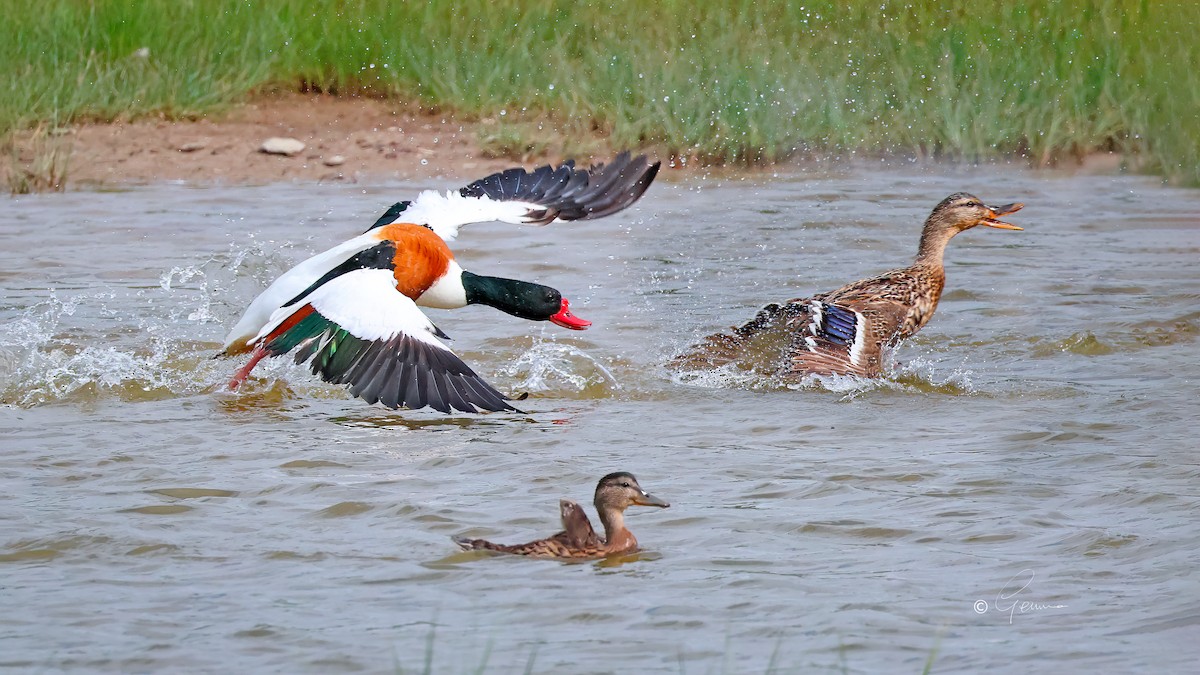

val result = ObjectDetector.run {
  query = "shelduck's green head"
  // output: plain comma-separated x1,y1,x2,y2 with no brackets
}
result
461,271,591,329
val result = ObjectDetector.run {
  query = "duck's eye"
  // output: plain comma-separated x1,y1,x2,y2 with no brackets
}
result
620,482,631,488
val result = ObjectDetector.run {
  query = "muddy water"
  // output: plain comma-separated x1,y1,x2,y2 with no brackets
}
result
2,165,1198,673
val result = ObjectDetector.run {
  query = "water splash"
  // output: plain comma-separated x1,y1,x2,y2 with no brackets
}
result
667,346,977,398
497,341,619,398
0,241,281,407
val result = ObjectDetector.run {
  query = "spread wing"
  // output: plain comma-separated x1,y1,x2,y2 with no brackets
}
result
252,267,517,413
368,152,661,240
222,232,386,354
554,499,602,549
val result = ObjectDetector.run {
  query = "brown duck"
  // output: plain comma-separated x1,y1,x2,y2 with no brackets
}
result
678,193,1024,378
453,472,669,559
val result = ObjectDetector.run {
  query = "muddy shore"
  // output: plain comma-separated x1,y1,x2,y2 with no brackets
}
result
7,93,1126,190
24,95,612,188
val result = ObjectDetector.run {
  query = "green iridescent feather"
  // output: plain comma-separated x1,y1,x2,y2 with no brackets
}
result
264,312,335,355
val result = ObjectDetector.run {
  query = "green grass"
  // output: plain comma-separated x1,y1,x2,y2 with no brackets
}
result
2,0,1198,183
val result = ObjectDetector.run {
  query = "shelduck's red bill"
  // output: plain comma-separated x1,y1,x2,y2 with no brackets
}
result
549,299,591,330
982,202,1024,230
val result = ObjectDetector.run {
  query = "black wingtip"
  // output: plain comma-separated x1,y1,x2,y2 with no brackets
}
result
366,201,414,232
295,325,521,415
457,153,659,223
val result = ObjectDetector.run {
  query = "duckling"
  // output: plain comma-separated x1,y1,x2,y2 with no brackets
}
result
453,472,669,559
677,193,1023,377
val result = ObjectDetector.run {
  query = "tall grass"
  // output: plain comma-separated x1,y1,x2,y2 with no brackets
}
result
2,0,1197,182
5,123,72,194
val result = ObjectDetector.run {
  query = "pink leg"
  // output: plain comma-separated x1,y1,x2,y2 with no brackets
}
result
228,344,270,390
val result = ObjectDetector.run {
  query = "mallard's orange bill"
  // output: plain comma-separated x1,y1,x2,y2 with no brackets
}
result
982,202,1024,230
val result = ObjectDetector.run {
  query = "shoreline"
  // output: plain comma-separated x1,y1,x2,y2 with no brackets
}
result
6,94,1129,191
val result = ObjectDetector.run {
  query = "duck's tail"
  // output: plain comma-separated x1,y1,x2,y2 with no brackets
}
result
452,535,510,552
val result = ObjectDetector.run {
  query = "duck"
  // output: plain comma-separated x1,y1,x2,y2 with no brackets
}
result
222,152,660,413
677,193,1023,378
453,472,669,559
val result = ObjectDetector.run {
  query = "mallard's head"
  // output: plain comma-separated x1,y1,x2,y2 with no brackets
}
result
927,192,1024,233
594,472,670,513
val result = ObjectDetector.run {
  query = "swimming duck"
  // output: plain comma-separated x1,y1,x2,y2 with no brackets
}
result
678,193,1023,377
453,472,669,559
222,153,660,413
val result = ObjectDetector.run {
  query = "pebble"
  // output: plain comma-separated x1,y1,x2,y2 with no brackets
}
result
260,137,306,156
178,142,206,153
323,155,346,167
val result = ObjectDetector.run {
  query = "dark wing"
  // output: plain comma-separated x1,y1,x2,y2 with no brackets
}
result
368,152,661,239
460,151,660,222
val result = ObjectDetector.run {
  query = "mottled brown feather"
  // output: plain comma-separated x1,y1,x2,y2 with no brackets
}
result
676,193,1021,379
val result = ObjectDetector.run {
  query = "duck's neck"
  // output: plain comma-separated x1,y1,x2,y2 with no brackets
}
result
914,222,957,269
598,507,638,552
461,271,550,321
597,507,626,543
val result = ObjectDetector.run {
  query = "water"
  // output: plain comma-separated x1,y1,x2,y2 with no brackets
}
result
2,165,1198,673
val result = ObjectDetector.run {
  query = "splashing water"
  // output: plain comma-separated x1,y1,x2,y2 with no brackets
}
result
497,340,620,398
0,241,283,407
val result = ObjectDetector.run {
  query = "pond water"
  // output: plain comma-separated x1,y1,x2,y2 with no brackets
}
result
2,163,1197,673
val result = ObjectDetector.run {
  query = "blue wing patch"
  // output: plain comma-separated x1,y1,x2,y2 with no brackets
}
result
815,304,859,346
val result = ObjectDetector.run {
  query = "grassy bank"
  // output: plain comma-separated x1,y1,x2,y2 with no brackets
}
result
3,0,1198,183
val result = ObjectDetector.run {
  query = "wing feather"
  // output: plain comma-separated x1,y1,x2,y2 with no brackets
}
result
253,269,516,413
222,232,386,353
558,499,601,548
783,300,880,377
371,153,660,240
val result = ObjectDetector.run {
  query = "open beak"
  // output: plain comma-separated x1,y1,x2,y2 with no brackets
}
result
548,299,591,330
981,202,1024,230
634,490,670,508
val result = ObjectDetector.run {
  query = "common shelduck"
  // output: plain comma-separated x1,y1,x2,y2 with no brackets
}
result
452,472,669,559
677,193,1023,377
223,152,660,412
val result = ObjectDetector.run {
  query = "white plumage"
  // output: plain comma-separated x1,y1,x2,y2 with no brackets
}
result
254,268,447,349
403,190,548,241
